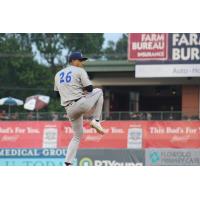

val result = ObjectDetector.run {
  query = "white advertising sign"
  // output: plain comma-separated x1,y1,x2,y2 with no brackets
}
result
135,64,200,78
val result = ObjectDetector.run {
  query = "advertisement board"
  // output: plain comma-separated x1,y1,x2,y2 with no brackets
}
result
128,33,168,60
146,149,200,166
169,33,200,64
0,121,44,148
0,148,66,166
58,121,130,148
135,64,200,77
129,33,200,64
130,33,200,77
76,149,145,166
0,148,66,158
0,158,64,166
1,121,200,149
0,121,142,149
0,148,145,166
143,121,200,148
1,148,200,166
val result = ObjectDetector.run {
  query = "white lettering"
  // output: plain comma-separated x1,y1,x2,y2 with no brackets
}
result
179,34,189,46
191,48,200,60
172,47,200,61
172,48,180,60
173,33,200,46
141,33,164,41
0,127,14,134
94,160,141,166
190,33,198,45
173,33,180,46
132,42,164,50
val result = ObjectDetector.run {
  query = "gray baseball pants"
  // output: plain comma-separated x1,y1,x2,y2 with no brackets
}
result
64,88,104,164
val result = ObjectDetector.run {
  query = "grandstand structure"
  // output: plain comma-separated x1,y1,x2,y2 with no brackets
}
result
86,61,200,121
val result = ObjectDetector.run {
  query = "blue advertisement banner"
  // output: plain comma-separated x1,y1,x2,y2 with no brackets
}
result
0,158,65,166
0,148,67,158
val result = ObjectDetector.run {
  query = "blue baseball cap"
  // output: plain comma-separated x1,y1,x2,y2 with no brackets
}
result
68,52,88,62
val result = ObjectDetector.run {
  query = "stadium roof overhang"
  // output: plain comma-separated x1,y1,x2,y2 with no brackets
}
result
84,60,200,87
85,60,135,72
92,77,200,87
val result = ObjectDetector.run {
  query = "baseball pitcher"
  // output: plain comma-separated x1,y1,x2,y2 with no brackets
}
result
54,52,105,166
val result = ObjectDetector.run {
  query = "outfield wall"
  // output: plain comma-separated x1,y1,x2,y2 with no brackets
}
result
1,121,200,148
1,121,200,166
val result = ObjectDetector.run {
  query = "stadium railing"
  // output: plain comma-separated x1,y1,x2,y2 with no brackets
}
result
0,111,199,121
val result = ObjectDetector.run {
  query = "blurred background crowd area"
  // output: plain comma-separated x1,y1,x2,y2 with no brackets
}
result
0,109,198,121
0,33,128,117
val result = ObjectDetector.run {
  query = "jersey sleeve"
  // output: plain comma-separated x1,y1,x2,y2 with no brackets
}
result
80,69,92,87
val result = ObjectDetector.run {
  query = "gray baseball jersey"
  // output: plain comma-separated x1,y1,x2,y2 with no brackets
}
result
54,65,92,106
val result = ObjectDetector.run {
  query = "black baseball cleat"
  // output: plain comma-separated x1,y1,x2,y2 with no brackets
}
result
64,162,72,166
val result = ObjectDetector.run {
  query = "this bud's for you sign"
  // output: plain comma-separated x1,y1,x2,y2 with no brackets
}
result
128,33,168,60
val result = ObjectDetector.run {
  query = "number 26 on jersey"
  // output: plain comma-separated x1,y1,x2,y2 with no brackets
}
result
60,71,72,83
